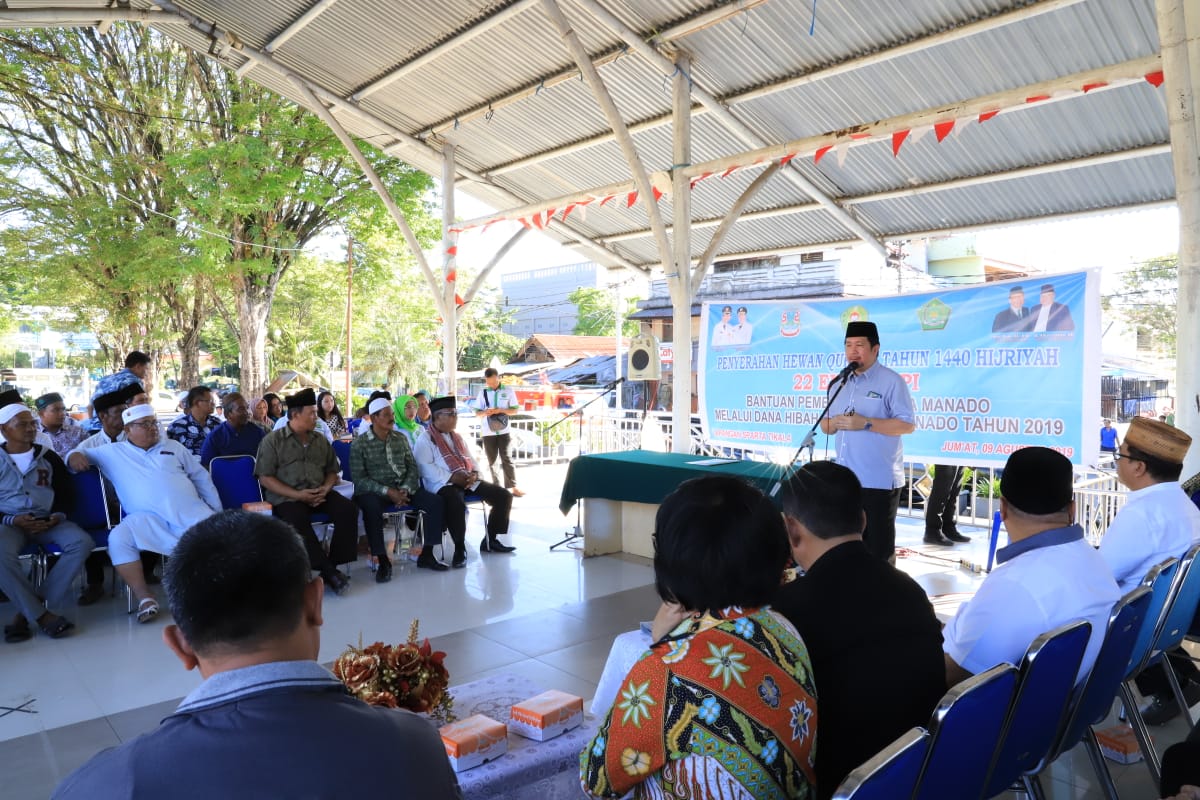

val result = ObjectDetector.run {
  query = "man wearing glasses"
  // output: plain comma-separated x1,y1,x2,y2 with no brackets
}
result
1099,416,1200,723
67,404,221,624
413,396,514,568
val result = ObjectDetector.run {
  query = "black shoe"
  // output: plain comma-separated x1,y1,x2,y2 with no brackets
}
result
923,533,954,546
417,553,449,571
1140,682,1200,726
375,561,393,584
451,552,467,569
322,569,350,595
480,536,516,554
944,529,971,543
77,584,106,606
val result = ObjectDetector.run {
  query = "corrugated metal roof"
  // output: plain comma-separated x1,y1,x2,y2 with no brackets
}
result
1,0,1176,273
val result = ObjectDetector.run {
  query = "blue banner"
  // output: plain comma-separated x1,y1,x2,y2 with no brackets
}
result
699,270,1100,467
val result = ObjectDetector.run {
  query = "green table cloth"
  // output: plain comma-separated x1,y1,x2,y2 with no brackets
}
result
559,450,797,514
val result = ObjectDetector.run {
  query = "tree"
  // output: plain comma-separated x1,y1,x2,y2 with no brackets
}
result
457,292,522,372
568,287,640,336
1107,255,1177,355
0,25,436,397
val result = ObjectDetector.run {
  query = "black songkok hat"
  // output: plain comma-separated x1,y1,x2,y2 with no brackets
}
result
0,389,23,408
35,392,63,411
845,321,879,346
428,396,457,414
94,382,143,413
1000,446,1074,514
285,388,317,409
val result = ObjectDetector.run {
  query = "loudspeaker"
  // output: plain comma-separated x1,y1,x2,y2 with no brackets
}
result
627,334,661,381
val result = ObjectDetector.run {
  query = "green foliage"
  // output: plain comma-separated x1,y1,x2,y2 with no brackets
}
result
457,294,522,371
568,287,640,336
1107,254,1177,355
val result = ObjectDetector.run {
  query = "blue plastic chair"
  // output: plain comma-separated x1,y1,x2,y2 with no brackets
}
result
332,440,352,482
208,455,262,509
831,727,929,800
982,620,1091,798
1121,545,1200,780
912,663,1018,800
1029,586,1152,800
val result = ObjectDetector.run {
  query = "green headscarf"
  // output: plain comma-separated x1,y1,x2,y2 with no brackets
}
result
393,394,419,435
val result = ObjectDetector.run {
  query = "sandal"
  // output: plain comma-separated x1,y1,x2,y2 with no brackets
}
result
37,614,75,639
135,598,159,624
4,616,31,644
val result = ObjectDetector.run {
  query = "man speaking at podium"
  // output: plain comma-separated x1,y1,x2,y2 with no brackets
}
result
820,321,916,561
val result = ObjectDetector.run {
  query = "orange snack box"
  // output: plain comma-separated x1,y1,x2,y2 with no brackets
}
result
242,501,273,516
1094,723,1145,764
509,689,584,741
439,714,508,772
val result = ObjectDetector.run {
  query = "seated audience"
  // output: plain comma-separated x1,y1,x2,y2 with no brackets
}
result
34,393,88,457
52,511,463,800
413,396,514,567
943,447,1120,687
581,476,817,798
263,393,283,423
273,405,334,442
413,390,432,430
351,398,447,580
0,389,53,451
167,386,221,457
392,394,422,448
255,388,356,595
317,391,349,439
86,350,150,432
70,383,141,605
67,404,221,623
198,392,266,469
249,396,272,433
0,402,92,641
775,461,946,798
1100,417,1200,723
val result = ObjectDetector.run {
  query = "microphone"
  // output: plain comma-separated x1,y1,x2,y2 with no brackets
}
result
606,376,626,389
835,362,860,382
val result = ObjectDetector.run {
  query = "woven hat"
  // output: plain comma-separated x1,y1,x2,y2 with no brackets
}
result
1125,417,1191,464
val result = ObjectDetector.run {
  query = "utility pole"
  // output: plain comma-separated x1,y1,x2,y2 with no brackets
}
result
614,279,623,410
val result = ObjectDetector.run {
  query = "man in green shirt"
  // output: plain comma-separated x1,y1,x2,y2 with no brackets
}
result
350,398,448,580
254,388,356,595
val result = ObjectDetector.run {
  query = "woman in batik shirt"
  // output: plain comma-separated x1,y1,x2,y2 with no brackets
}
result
581,475,817,799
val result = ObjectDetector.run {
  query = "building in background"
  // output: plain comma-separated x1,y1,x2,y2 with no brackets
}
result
501,261,606,338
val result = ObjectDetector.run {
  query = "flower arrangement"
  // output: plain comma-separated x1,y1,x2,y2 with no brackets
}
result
332,619,454,722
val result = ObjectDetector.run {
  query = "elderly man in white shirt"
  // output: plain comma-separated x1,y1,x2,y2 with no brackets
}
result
67,404,221,623
1100,416,1200,723
414,396,514,568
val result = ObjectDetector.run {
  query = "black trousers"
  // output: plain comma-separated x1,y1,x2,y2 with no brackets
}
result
924,465,962,535
355,488,445,556
481,433,516,489
862,487,901,560
438,481,511,552
274,491,359,571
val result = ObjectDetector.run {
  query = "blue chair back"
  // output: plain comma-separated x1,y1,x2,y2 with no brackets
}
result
1144,544,1200,666
1125,558,1180,679
209,455,262,509
68,468,115,531
983,620,1091,797
831,727,929,800
332,439,352,482
1047,587,1152,762
913,664,1017,800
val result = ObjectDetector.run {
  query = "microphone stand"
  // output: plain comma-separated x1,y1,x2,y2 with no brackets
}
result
771,369,854,497
549,378,625,551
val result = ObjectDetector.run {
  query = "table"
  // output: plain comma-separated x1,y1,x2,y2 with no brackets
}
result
447,673,599,800
559,450,796,557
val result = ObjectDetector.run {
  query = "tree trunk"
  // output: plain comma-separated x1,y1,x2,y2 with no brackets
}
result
237,287,272,398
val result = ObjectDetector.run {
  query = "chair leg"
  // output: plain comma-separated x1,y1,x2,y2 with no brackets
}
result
1021,774,1047,800
1083,728,1121,800
1163,654,1198,733
1119,681,1163,786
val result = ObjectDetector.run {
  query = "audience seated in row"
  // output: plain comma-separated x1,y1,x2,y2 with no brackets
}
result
52,510,462,799
198,392,264,469
317,390,349,440
581,475,818,798
0,398,92,641
34,392,89,457
167,386,221,458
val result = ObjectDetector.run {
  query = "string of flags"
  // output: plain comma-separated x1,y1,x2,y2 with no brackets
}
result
445,68,1165,240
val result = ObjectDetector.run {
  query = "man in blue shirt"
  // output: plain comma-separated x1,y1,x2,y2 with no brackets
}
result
53,511,462,799
198,392,264,468
820,321,916,561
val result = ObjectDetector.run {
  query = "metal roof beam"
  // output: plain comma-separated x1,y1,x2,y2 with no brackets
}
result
351,0,540,103
574,0,886,256
472,0,1088,179
144,0,646,274
236,0,342,77
0,8,174,27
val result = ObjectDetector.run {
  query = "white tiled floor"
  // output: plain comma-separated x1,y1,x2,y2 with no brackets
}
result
0,462,1188,799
